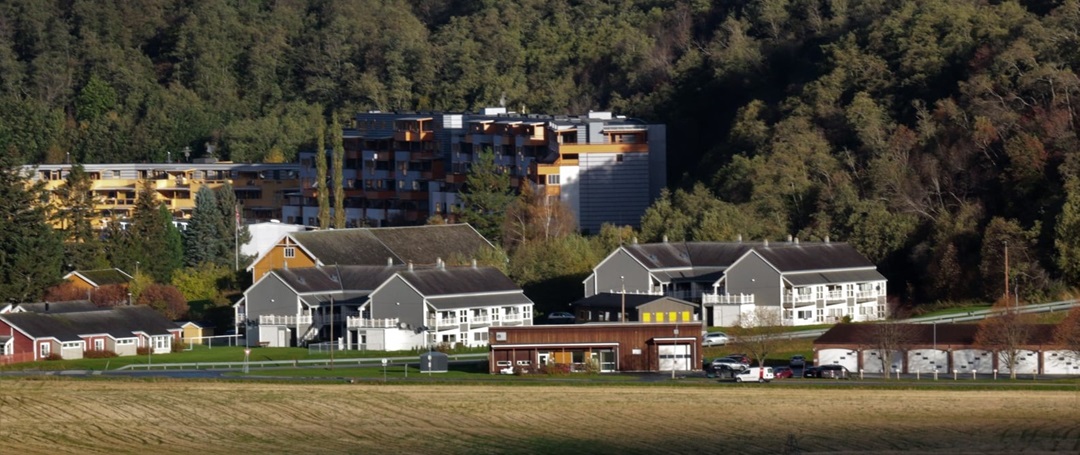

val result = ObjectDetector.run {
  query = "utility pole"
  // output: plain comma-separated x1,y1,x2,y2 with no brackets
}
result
1003,240,1009,304
620,276,626,323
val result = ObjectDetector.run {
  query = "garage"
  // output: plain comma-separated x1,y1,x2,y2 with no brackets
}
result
817,348,858,371
658,344,690,371
861,349,904,373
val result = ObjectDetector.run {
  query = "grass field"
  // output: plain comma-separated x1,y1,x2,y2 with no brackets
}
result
2,378,1079,454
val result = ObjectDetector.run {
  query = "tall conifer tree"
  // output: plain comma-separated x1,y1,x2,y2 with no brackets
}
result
316,116,329,229
0,154,63,302
332,114,345,229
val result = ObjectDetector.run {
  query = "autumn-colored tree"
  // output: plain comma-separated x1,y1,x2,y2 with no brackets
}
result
867,322,917,377
315,115,329,229
1053,308,1080,360
136,284,188,320
502,181,576,251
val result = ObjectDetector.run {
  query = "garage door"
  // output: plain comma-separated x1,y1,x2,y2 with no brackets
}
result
659,344,690,371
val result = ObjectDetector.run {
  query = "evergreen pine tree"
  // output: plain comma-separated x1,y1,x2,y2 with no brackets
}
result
0,154,64,302
130,180,182,282
459,148,513,244
215,181,252,269
184,186,225,267
52,164,108,270
332,114,345,229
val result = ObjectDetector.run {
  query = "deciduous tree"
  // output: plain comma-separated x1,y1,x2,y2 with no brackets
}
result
975,300,1035,379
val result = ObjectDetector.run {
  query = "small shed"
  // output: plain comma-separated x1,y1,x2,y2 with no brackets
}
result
180,321,215,345
419,351,448,373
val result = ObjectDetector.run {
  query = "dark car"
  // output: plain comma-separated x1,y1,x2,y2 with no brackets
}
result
773,366,793,379
725,354,750,365
805,364,851,379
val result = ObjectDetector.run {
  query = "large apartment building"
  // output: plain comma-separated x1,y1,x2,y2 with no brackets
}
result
25,161,301,229
283,108,666,233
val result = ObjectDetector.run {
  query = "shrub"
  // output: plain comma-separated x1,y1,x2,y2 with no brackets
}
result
136,346,150,356
583,357,601,374
171,339,187,353
44,353,63,361
84,349,118,359
539,361,571,376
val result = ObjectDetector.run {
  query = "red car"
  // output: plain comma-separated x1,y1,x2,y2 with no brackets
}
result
772,366,794,379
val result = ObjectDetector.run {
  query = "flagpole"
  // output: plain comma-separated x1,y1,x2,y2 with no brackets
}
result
235,204,240,271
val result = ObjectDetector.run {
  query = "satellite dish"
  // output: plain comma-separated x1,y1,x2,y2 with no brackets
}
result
397,322,411,330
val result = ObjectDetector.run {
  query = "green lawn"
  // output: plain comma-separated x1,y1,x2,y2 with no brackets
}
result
0,344,487,371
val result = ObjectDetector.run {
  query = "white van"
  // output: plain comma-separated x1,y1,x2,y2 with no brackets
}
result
734,367,774,383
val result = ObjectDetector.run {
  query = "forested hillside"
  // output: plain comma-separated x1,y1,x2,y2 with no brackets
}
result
2,0,1079,305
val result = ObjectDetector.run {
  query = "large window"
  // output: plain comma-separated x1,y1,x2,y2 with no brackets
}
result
547,174,560,185
40,342,51,357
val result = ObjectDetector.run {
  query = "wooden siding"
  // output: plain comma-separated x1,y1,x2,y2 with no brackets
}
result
488,323,701,373
250,237,317,281
66,275,96,291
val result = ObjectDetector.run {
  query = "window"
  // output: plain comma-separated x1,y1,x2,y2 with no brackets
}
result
616,154,624,163
40,343,51,357
496,360,512,367
516,360,531,366
547,174,560,185
94,339,104,350
117,339,134,345
284,247,296,258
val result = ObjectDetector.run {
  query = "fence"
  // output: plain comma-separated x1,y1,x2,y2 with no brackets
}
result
0,352,36,365
183,334,244,349
308,341,366,354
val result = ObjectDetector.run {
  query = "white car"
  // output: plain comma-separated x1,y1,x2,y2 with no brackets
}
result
702,332,729,346
734,367,775,383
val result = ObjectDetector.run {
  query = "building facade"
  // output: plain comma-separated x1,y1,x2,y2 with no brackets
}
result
284,108,666,233
585,239,888,327
26,161,301,229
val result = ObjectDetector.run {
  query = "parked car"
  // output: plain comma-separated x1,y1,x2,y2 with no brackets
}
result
702,332,730,347
805,364,851,379
710,357,749,372
789,355,806,367
734,367,775,383
773,366,793,379
725,353,751,365
546,312,575,323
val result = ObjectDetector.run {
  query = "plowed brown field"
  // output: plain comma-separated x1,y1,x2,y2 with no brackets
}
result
1,379,1079,454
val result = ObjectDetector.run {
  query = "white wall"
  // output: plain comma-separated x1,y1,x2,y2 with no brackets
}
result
1043,350,1080,374
244,222,307,258
951,349,994,372
995,349,1039,374
818,348,858,371
861,349,904,374
907,349,949,373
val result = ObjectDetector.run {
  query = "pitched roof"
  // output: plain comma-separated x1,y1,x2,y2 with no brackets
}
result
65,269,132,287
397,267,521,297
288,224,494,267
622,241,875,274
273,265,412,294
16,300,99,314
571,293,699,310
814,323,1058,346
3,306,179,341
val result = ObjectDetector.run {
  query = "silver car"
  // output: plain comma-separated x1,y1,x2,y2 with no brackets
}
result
702,332,730,346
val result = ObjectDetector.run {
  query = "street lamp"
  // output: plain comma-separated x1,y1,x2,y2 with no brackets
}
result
672,324,680,380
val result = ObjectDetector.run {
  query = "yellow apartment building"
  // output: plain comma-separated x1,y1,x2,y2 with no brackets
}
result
25,162,302,229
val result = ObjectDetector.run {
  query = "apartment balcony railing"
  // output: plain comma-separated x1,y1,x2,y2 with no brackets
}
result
702,293,755,305
258,314,312,326
346,317,400,329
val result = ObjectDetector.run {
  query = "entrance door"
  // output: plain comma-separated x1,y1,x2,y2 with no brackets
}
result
598,350,616,372
659,344,690,371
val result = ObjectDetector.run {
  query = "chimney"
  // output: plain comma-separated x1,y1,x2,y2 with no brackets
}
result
632,237,638,244
471,259,477,268
438,258,445,270
787,234,793,243
794,237,799,245
763,239,769,248
44,302,49,312
737,234,742,243
408,261,413,272
662,235,668,243
387,257,393,266
825,235,830,244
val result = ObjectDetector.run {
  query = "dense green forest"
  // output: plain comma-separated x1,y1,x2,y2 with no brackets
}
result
3,0,1080,307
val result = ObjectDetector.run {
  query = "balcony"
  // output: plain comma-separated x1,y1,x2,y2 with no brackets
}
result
258,314,312,326
702,293,755,305
346,317,400,329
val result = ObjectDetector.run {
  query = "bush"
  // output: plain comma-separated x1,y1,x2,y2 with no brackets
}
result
83,349,118,359
171,339,187,353
539,361,571,376
136,346,150,356
44,353,63,361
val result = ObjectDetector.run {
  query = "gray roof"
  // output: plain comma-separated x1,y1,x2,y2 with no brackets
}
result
272,266,402,294
289,224,494,266
3,306,179,341
783,269,887,286
571,293,699,310
16,300,99,314
300,291,373,308
624,241,874,273
427,293,533,310
398,267,521,297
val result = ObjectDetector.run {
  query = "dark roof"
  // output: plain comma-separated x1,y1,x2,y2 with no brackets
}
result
814,323,1058,346
273,265,412,294
16,300,99,314
622,241,874,273
289,224,494,266
571,293,699,310
783,269,886,286
69,269,132,286
3,306,179,341
428,293,533,310
397,267,520,296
